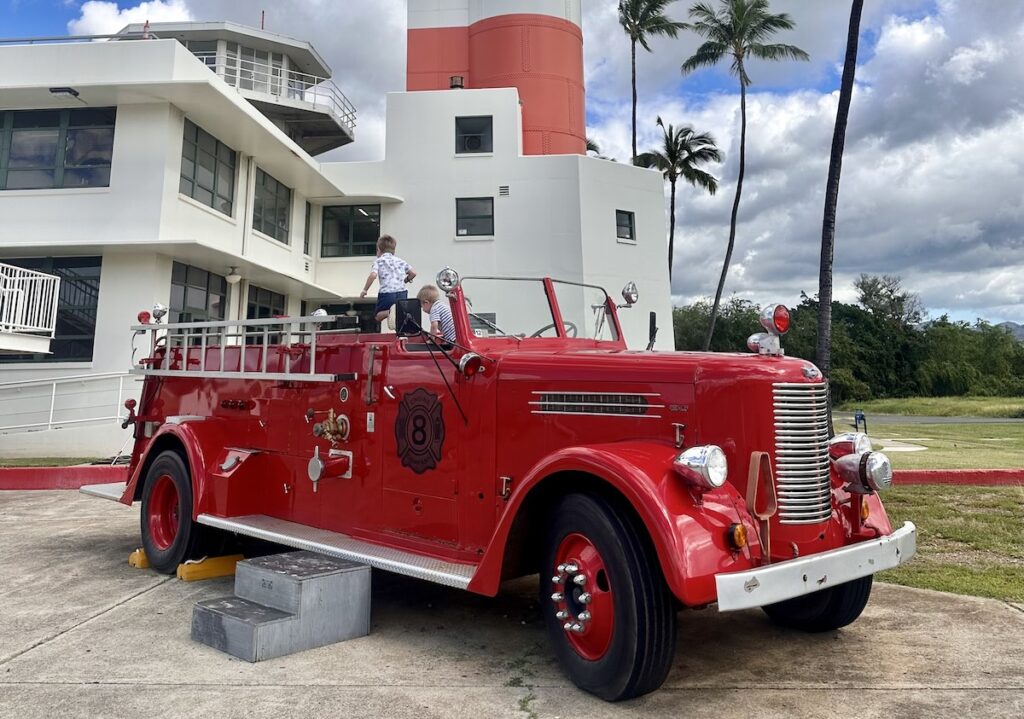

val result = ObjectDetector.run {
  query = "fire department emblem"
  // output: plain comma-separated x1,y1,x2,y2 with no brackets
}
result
395,388,445,474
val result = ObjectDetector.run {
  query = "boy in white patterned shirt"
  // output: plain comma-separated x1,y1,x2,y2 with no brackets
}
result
360,235,416,322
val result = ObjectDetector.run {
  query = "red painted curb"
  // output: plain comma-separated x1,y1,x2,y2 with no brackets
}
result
0,465,128,490
894,469,1024,486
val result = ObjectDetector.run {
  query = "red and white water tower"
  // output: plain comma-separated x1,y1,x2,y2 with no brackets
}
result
407,0,585,156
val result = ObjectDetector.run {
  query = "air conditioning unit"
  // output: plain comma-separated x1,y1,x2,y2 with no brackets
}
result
465,135,482,152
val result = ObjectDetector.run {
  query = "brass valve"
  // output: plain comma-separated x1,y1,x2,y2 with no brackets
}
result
310,408,350,446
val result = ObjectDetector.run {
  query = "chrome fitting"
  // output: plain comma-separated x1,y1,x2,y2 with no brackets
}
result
551,592,564,602
577,611,592,622
563,622,574,632
563,562,579,573
555,610,569,620
552,574,565,584
573,574,586,586
578,592,592,604
570,623,584,634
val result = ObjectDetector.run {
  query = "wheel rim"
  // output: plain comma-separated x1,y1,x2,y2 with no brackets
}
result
550,532,614,661
147,473,179,551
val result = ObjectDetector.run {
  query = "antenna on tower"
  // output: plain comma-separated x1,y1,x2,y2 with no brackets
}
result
260,10,265,30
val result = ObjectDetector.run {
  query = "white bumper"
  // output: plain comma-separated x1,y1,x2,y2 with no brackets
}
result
715,521,917,612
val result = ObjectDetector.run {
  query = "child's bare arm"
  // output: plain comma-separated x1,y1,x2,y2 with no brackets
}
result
405,268,417,283
430,320,441,335
360,271,377,298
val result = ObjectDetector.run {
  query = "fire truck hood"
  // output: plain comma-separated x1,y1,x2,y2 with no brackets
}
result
495,349,822,386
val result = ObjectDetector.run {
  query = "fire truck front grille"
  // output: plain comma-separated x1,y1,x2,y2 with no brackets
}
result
772,382,832,525
529,392,662,418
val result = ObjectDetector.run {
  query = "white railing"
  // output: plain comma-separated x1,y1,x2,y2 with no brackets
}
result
0,263,60,337
0,372,137,433
191,52,357,135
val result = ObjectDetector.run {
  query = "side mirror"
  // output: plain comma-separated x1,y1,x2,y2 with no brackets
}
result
621,281,639,307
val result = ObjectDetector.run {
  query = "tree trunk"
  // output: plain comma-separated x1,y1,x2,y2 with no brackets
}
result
668,177,677,281
631,39,638,163
819,0,864,433
703,76,747,351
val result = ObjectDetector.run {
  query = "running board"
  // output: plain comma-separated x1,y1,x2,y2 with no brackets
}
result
197,514,476,590
80,482,128,502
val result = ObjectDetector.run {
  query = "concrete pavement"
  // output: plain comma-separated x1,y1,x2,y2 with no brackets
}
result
1,490,1022,719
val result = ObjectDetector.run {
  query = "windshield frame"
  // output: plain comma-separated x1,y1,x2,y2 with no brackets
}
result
449,276,626,348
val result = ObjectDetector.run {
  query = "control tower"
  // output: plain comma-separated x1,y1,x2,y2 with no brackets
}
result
406,0,585,156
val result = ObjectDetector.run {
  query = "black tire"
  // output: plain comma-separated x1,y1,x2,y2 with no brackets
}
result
762,575,873,632
139,450,208,574
540,493,677,701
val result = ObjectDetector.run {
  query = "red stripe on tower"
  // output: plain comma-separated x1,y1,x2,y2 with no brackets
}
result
407,0,585,156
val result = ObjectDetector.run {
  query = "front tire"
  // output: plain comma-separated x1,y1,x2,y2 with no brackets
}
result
540,493,677,701
140,450,207,574
762,575,873,632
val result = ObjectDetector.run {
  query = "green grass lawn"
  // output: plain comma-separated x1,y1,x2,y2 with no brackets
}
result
866,422,1024,470
838,396,1024,418
878,485,1024,602
0,457,103,467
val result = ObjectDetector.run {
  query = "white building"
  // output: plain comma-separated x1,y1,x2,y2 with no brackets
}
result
0,3,672,457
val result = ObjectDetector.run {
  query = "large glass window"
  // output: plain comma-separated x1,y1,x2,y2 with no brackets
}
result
456,197,494,237
169,262,227,324
321,204,380,257
304,201,313,256
253,168,291,243
455,116,493,154
180,119,236,216
0,108,115,191
0,256,102,363
246,284,286,344
616,210,635,242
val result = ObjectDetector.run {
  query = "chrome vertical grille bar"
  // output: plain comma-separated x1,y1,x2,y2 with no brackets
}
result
773,382,832,524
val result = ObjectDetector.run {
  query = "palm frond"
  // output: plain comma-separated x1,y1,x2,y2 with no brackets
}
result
747,42,810,62
681,41,728,75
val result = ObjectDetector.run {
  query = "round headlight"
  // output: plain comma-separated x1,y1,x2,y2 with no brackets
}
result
436,267,460,292
829,432,872,459
862,451,893,492
674,445,728,490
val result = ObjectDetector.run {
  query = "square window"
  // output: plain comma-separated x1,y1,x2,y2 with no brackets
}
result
455,116,493,154
178,119,235,216
616,210,635,241
456,197,494,236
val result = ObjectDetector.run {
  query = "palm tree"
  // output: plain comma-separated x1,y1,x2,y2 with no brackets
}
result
681,0,808,350
818,0,864,429
636,117,722,281
618,0,687,163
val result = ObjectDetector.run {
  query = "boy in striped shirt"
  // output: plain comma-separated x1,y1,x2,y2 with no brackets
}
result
417,285,456,342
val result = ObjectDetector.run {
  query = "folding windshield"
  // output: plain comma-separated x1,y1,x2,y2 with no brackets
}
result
458,277,618,341
551,281,619,342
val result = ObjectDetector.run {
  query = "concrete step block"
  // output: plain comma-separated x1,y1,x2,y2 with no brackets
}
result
193,550,372,662
191,596,295,662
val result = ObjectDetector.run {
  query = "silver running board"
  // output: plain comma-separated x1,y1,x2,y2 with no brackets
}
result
80,482,128,502
197,514,476,590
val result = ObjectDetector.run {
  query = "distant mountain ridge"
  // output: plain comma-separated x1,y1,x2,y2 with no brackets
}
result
997,321,1024,340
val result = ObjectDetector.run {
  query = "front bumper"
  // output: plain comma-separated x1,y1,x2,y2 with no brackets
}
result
714,521,917,612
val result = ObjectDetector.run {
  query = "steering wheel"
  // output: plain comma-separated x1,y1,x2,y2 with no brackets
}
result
529,321,578,338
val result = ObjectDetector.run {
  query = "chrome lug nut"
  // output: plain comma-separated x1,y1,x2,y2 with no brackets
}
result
563,622,574,632
555,610,569,620
570,623,584,634
551,592,564,602
556,563,567,573
552,574,565,584
573,574,587,586
578,592,592,604
564,562,579,573
577,611,591,622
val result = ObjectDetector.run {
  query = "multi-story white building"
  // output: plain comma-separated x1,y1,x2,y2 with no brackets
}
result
0,1,672,457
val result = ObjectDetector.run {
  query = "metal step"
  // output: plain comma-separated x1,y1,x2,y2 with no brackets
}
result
192,551,371,662
197,513,477,589
79,481,128,502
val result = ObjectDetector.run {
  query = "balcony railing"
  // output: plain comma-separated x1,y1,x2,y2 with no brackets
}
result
0,263,60,338
191,52,357,135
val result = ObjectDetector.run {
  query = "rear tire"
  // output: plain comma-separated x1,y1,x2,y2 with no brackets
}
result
762,575,873,632
540,493,677,701
140,450,208,574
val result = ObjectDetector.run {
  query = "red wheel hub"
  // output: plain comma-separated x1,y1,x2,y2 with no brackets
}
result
550,532,614,660
147,473,180,551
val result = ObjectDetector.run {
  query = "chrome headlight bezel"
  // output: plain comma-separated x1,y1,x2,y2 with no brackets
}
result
673,445,728,490
834,450,893,493
829,431,873,459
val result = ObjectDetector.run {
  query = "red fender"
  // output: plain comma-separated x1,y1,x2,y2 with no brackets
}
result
120,419,226,518
468,442,759,606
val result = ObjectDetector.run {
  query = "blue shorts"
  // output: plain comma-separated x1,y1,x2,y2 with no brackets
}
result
375,290,407,314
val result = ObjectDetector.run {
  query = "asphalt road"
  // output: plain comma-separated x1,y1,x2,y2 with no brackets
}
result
1,491,1022,719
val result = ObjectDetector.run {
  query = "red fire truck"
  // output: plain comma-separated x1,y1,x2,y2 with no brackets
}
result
110,268,915,700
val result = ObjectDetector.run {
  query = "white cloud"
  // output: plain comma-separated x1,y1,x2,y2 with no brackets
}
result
942,39,1005,84
68,0,193,35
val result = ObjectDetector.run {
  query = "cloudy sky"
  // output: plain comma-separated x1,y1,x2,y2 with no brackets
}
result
3,0,1023,323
